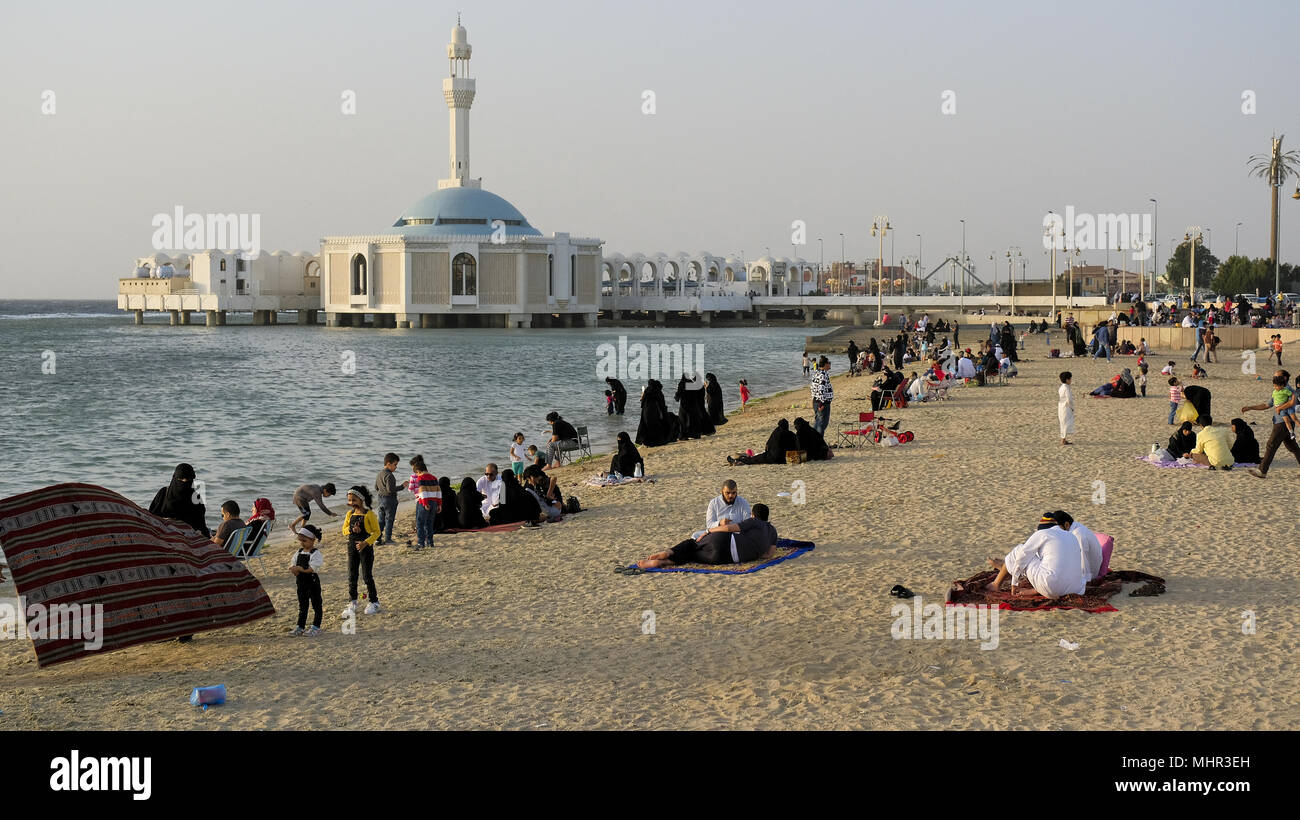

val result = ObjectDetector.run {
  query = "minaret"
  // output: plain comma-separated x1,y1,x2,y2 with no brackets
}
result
439,16,481,190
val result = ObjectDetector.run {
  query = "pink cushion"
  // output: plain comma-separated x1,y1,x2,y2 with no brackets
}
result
1096,532,1114,579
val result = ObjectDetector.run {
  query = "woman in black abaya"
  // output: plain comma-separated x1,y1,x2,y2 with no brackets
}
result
149,463,210,537
728,419,798,465
704,372,728,426
488,470,542,525
675,373,714,439
635,379,677,447
457,477,488,530
793,417,831,461
1230,418,1261,464
609,431,645,476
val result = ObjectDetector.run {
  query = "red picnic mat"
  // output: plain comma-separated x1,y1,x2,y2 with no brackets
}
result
946,568,1165,613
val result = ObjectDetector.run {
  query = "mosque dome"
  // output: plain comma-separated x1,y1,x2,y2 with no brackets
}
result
384,187,542,239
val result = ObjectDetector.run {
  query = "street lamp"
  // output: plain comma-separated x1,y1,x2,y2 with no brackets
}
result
871,216,891,322
1149,198,1159,292
817,238,824,293
915,233,922,297
1006,246,1022,314
1235,222,1242,257
1185,227,1203,308
839,233,845,296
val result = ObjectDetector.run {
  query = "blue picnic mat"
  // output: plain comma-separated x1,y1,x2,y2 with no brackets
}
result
633,538,815,575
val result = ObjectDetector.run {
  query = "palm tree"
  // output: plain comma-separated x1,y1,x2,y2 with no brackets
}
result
1247,134,1300,266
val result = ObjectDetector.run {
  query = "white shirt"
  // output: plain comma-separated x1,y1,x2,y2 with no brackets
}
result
706,495,752,529
509,441,527,463
289,547,323,572
1067,522,1104,580
1160,365,1174,375
955,357,976,379
1182,315,1195,327
476,475,504,514
1003,526,1086,598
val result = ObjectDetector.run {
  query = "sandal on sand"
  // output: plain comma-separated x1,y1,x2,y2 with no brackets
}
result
1249,469,1266,479
889,584,915,599
613,565,644,576
1129,580,1166,597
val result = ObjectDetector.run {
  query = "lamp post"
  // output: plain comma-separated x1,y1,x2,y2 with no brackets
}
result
1235,222,1242,257
817,238,824,293
1185,227,1203,308
1150,198,1159,293
1046,212,1062,321
987,253,995,298
839,233,845,296
871,216,890,322
1006,247,1022,315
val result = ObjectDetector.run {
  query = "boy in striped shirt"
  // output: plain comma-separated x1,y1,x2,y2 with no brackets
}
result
407,455,442,550
1168,378,1183,425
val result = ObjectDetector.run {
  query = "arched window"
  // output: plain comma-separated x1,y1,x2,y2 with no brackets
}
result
570,254,577,296
350,254,367,296
219,258,227,272
452,252,476,296
548,254,554,297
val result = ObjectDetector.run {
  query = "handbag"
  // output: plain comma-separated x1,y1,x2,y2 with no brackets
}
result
785,450,807,464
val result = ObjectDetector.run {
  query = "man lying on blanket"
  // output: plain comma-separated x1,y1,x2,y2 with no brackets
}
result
637,504,778,569
983,511,1085,598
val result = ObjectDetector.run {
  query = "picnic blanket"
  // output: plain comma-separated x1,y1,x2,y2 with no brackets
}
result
440,521,527,534
585,473,656,488
634,538,814,575
946,568,1165,613
1135,455,1255,469
0,483,275,667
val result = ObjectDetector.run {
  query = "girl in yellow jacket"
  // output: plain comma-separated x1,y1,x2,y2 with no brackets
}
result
341,485,382,617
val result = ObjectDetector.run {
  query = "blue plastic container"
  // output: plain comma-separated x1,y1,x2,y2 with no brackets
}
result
190,684,226,706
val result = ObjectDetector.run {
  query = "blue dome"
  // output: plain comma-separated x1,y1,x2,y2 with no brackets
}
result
384,187,542,238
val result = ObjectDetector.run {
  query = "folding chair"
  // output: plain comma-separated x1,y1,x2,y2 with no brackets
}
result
556,425,592,464
226,519,272,572
835,412,877,448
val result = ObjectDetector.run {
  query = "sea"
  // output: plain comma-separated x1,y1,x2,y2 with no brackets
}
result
0,300,840,527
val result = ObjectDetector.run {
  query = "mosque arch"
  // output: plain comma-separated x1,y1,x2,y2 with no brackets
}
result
452,252,477,296
350,253,368,296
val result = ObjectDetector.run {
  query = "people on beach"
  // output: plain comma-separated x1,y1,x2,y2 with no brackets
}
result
212,500,244,546
604,390,615,415
457,477,488,530
523,465,563,520
488,470,543,525
811,356,833,435
288,522,324,637
509,433,528,476
802,351,810,376
1188,416,1233,469
609,431,644,477
436,477,459,532
375,453,401,546
341,485,381,616
292,482,337,526
605,377,628,415
1242,370,1300,478
675,372,714,439
871,367,905,411
408,455,441,550
705,480,751,530
1230,418,1261,465
1058,372,1075,445
545,411,579,468
704,372,728,427
739,379,751,411
476,464,504,517
149,463,210,537
846,340,860,374
793,416,831,461
636,503,779,568
1052,511,1104,581
984,512,1085,598
728,418,798,465
636,379,679,446
247,497,276,524
1167,377,1184,425
1182,384,1212,425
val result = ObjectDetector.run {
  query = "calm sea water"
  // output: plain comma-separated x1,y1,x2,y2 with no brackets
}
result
0,300,837,519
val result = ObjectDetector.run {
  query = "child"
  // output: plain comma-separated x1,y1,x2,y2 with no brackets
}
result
341,485,381,617
212,500,245,546
604,390,615,415
1272,374,1297,440
1168,377,1183,425
291,482,337,530
1273,334,1284,366
738,379,751,411
374,452,401,546
509,433,527,476
288,522,324,636
1137,361,1148,398
1058,371,1075,446
1160,360,1176,376
407,456,441,550
526,444,544,468
1192,363,1207,379
802,351,810,376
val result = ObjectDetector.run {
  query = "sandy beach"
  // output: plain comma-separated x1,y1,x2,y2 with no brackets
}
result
2,334,1297,730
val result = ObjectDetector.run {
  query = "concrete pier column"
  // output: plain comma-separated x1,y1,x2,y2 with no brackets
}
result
654,311,667,324
434,314,448,328
804,309,815,326
297,310,311,326
508,313,533,328
205,310,218,327
700,310,712,326
268,310,278,325
757,309,768,323
585,312,598,328
562,313,574,328
853,308,863,326
325,312,341,327
217,311,227,326
179,310,191,326
169,310,180,326
134,310,144,325
398,313,418,329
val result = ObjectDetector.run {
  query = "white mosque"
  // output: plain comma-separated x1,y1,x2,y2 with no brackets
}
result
319,19,603,328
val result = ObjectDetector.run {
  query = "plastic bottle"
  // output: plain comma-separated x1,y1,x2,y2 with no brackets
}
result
634,462,643,478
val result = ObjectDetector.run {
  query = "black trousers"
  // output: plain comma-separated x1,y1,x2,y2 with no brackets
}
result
297,575,322,628
614,394,626,414
348,543,378,602
1259,421,1300,475
669,533,731,565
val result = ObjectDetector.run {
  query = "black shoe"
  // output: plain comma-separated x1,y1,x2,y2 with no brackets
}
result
177,635,194,643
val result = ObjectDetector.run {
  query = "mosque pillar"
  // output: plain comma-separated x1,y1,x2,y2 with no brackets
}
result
562,313,574,328
179,310,191,326
853,308,863,326
804,309,815,326
398,313,419,328
434,314,448,328
168,310,180,326
217,311,227,326
700,310,711,326
586,312,598,327
133,310,144,325
298,310,311,326
325,312,340,327
509,313,533,328
757,309,768,323
205,310,218,327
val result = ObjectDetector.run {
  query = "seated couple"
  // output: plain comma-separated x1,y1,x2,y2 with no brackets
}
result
727,418,829,464
1158,416,1256,468
1090,368,1137,398
985,510,1104,599
636,503,779,569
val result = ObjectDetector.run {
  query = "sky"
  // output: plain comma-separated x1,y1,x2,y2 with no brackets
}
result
3,0,1299,298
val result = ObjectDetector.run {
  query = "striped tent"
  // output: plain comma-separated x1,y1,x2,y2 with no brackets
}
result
0,483,275,667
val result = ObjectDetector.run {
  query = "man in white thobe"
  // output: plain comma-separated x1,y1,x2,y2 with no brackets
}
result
476,464,505,517
1054,512,1104,581
985,515,1085,598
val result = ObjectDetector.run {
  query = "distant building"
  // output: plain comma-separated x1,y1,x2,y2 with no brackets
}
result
318,20,602,328
118,250,321,325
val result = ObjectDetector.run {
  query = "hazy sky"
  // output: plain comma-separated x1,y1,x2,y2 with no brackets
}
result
3,0,1299,299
